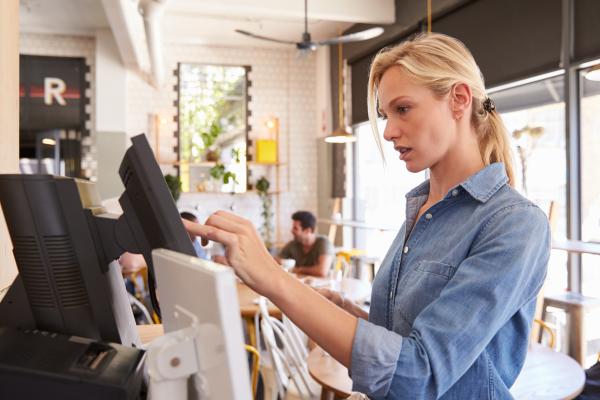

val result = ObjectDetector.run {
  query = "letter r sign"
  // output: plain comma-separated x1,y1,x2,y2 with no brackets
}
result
44,77,67,106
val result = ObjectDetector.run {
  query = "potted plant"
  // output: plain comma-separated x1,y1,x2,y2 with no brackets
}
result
255,176,273,249
209,162,238,189
202,121,222,161
164,174,182,202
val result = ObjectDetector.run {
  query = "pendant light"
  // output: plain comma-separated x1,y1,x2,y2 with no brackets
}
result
427,0,432,32
325,42,356,143
585,65,600,81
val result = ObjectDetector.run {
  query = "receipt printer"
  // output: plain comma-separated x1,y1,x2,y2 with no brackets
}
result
0,327,146,400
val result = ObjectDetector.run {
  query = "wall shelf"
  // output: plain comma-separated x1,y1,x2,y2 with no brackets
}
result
247,161,287,167
160,160,218,167
182,189,281,195
154,112,288,244
160,160,286,168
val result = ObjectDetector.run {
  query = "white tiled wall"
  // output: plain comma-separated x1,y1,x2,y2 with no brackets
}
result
20,33,97,178
19,32,320,245
127,44,319,244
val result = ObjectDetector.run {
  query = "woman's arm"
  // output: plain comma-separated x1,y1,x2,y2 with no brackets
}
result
183,211,358,367
315,287,369,320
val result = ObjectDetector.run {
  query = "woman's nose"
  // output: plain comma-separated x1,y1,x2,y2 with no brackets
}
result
382,121,399,142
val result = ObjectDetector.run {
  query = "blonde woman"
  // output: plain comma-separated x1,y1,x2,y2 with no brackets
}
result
184,33,550,399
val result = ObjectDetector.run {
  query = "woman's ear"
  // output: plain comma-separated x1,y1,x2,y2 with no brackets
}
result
450,83,472,120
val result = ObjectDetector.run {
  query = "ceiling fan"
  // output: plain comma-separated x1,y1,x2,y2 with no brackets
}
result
235,0,384,51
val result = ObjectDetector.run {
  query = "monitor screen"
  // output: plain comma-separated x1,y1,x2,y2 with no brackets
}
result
0,133,196,340
116,134,196,317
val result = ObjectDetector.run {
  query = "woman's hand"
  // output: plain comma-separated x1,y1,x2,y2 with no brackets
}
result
182,211,282,295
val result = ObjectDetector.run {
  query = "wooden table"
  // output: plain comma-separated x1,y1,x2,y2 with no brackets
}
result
510,343,586,399
299,276,371,303
237,281,281,348
237,281,281,319
552,239,600,255
138,323,164,344
307,347,352,400
306,344,586,400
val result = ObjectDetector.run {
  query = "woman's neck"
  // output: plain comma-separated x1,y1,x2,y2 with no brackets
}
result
427,129,485,203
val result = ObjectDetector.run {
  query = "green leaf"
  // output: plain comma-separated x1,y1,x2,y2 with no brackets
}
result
256,176,270,193
164,174,182,202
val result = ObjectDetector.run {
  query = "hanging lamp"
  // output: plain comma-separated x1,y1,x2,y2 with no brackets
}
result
325,42,356,143
585,65,600,81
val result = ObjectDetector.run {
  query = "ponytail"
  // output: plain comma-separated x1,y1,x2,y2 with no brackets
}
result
472,98,516,187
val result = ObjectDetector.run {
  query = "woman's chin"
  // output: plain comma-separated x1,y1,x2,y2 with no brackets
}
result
404,161,425,174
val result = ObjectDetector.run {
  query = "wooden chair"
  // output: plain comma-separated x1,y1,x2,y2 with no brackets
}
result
530,284,556,349
128,266,160,324
532,319,557,349
129,267,148,299
245,344,261,400
258,297,320,400
528,201,558,349
333,249,366,278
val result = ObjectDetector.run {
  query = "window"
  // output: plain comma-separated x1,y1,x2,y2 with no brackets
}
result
579,66,600,295
352,121,425,258
491,75,568,294
178,64,248,193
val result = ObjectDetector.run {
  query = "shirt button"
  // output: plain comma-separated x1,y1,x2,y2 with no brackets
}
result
389,291,393,299
403,246,409,254
452,189,459,196
425,213,432,220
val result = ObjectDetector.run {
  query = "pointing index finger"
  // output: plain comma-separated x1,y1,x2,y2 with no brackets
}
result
182,218,236,248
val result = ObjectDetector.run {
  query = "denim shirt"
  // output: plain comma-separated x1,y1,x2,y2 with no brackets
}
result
350,163,551,399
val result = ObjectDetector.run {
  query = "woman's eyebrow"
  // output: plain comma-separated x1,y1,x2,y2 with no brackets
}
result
379,95,412,114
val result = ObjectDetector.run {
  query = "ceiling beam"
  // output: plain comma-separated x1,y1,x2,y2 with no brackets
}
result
166,0,395,24
101,0,147,70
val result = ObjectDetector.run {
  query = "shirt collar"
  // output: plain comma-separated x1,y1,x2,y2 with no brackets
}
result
406,163,508,203
460,163,508,202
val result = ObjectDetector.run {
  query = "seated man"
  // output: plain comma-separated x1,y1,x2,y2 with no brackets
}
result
278,211,333,277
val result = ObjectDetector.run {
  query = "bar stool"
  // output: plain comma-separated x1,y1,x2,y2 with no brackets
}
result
542,292,600,365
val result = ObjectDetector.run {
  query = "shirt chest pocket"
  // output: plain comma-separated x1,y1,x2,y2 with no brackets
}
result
394,260,455,325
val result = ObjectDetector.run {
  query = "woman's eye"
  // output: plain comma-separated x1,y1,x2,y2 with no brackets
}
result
397,106,410,114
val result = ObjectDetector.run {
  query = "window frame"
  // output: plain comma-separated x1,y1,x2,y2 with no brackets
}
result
175,62,251,194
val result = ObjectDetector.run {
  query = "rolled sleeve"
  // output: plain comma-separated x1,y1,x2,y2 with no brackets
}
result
350,318,403,397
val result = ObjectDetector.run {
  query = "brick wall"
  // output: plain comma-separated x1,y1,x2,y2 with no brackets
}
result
20,32,320,246
127,44,319,245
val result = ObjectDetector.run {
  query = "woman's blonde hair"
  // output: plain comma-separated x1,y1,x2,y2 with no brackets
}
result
367,32,515,186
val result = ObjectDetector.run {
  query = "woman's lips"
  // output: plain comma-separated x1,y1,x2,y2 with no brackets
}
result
396,146,412,160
